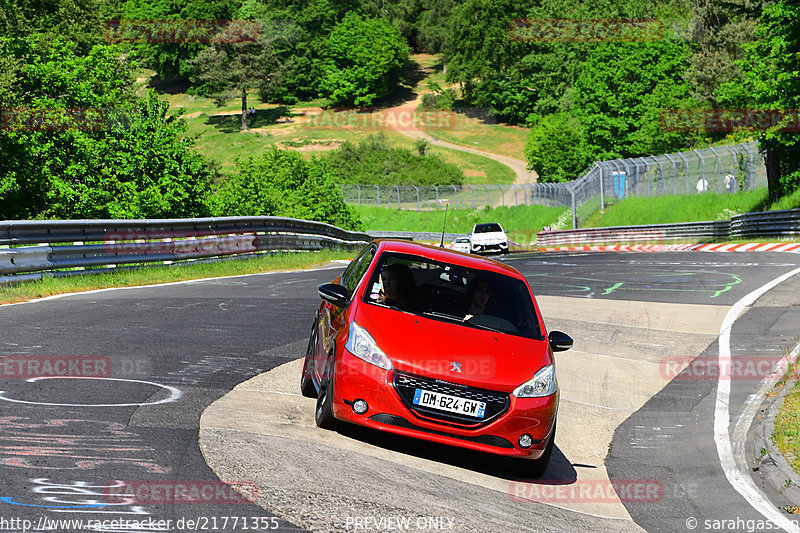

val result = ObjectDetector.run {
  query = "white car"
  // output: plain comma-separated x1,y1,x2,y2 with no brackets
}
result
451,236,471,253
469,223,509,254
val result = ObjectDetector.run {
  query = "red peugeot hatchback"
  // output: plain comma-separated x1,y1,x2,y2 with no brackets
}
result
300,239,572,477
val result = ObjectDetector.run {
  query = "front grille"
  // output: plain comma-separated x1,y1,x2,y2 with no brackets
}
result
393,371,510,427
369,414,514,448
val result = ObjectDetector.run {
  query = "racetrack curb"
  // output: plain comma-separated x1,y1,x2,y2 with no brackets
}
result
535,242,800,253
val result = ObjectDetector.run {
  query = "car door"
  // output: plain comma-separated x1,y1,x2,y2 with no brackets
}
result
314,244,376,384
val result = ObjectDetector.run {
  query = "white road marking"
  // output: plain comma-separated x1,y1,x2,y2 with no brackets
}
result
714,266,800,532
0,376,182,407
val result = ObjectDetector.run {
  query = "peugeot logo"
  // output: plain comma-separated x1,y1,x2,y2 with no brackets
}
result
449,361,462,373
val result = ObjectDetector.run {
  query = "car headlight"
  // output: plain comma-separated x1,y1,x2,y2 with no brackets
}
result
512,364,556,398
345,322,393,370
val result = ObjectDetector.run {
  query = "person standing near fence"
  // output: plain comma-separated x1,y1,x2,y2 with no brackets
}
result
696,176,708,193
724,173,736,193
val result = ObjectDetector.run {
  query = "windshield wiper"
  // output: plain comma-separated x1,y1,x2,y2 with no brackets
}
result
422,310,464,323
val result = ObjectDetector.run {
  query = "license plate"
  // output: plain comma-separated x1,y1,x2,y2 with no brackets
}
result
412,388,486,418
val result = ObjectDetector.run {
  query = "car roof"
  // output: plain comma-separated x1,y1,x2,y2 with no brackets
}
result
372,239,522,278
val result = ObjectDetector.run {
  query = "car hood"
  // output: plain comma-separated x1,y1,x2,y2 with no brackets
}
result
354,304,551,392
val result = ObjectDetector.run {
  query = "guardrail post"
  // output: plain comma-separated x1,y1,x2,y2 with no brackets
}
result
499,185,504,207
395,185,401,209
652,156,664,196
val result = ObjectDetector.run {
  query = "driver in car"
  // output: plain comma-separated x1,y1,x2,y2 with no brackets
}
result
464,276,492,320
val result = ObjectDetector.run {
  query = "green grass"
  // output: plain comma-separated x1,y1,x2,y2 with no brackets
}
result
773,353,800,475
355,204,568,245
0,250,353,305
583,190,771,227
768,188,800,211
427,145,516,184
423,112,530,161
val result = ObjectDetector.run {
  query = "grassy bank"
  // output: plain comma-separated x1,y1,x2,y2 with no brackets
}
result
0,250,353,305
354,204,568,245
583,190,771,227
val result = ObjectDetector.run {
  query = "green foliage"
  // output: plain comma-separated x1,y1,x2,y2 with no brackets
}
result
211,148,362,230
718,0,800,199
0,91,214,219
120,0,242,78
189,20,284,130
319,12,409,107
323,133,464,186
525,113,594,182
573,39,697,160
420,80,456,110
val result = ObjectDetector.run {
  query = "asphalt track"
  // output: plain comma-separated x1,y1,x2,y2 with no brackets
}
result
1,251,799,532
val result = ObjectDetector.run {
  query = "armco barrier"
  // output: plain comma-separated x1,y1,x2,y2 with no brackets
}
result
537,208,800,246
0,217,373,284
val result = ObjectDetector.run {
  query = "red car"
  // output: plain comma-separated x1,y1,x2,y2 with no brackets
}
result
300,239,572,477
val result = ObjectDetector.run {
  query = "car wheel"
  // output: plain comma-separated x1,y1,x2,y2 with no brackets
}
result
300,320,319,398
514,421,555,479
314,357,342,430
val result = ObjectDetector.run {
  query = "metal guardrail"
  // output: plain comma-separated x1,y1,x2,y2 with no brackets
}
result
536,209,800,246
0,217,373,284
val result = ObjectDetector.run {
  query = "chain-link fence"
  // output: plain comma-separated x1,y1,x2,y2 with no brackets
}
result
339,141,767,229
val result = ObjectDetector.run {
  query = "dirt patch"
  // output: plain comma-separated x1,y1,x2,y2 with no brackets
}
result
183,111,205,119
463,169,486,177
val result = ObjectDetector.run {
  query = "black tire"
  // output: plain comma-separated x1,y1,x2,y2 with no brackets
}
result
300,321,318,398
300,357,317,398
314,358,341,430
514,421,555,479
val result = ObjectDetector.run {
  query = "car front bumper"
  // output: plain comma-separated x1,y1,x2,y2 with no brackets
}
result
332,349,557,459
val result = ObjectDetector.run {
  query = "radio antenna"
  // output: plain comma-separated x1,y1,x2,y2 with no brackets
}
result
439,204,448,247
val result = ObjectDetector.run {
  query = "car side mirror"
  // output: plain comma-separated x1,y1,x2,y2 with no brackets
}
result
318,283,349,308
548,330,573,352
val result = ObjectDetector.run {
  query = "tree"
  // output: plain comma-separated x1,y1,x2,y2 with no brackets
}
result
718,0,800,201
525,113,594,182
211,148,362,230
319,12,409,107
189,20,284,130
1,91,214,220
573,40,697,161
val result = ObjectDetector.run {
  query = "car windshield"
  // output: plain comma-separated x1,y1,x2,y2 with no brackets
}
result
363,252,543,340
474,223,502,233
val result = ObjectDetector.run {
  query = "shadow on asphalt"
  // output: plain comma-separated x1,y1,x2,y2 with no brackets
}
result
336,423,579,484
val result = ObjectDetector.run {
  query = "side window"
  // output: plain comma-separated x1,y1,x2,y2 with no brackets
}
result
342,246,376,297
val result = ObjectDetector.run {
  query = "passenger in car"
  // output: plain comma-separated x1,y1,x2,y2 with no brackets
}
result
378,263,416,310
465,276,493,316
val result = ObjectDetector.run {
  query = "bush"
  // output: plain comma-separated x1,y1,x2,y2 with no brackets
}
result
211,148,362,231
323,134,463,186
